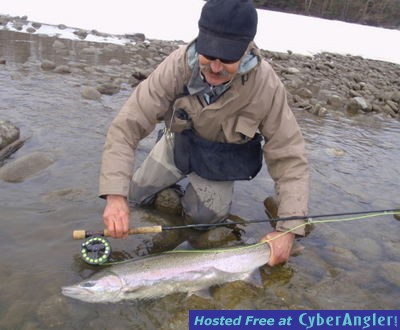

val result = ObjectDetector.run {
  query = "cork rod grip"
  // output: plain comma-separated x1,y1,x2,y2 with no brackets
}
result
72,226,163,240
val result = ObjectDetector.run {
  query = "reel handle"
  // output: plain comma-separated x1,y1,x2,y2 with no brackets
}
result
72,225,163,240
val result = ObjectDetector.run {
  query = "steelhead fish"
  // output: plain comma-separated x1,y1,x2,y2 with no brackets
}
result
62,242,270,303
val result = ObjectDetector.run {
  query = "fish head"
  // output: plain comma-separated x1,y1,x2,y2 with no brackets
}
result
62,272,124,303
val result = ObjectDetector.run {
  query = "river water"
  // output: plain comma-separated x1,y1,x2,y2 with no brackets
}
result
0,30,399,329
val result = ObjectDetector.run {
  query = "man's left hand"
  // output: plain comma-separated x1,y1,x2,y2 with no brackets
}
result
260,231,295,266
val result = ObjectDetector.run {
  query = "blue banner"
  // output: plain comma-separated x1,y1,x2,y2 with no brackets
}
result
189,310,399,330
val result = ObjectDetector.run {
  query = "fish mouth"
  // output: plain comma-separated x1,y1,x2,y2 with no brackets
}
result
62,286,82,297
61,286,95,302
61,285,121,303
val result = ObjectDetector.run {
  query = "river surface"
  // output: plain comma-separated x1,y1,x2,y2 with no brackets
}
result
0,30,399,329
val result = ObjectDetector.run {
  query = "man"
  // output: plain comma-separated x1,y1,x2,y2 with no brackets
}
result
99,0,309,266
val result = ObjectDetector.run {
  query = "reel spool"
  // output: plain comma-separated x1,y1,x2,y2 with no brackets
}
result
80,236,111,265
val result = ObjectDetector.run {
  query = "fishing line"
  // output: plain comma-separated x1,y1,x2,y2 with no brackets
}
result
262,211,400,245
164,211,400,253
165,208,400,231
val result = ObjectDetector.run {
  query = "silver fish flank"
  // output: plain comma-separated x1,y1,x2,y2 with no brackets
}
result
62,242,270,303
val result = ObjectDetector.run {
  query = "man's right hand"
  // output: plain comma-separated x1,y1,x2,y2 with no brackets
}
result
103,195,130,238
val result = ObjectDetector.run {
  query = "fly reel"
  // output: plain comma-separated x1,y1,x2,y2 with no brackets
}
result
80,236,111,265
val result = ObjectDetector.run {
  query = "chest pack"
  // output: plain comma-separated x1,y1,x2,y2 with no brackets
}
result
173,129,263,181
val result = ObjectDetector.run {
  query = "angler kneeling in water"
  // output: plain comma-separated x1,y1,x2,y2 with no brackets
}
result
99,0,309,266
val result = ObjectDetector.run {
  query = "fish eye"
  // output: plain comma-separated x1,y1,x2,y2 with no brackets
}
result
82,282,95,288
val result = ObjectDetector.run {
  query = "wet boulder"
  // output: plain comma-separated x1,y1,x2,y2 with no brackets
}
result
382,104,397,117
296,87,313,99
12,22,24,31
80,46,99,55
0,151,54,182
0,15,11,26
31,22,42,29
154,187,182,215
81,86,102,100
0,120,19,150
52,40,66,49
386,100,398,113
283,67,300,74
109,58,122,65
390,91,400,103
346,96,371,114
41,59,56,71
124,33,146,42
327,94,344,109
96,82,120,95
132,68,152,81
54,65,71,74
308,103,328,116
73,29,88,39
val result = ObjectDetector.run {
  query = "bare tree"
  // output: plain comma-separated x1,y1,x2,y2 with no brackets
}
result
375,0,391,15
320,0,331,17
304,0,313,14
341,0,350,20
361,0,374,21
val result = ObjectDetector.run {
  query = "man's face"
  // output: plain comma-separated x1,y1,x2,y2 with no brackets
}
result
198,54,241,86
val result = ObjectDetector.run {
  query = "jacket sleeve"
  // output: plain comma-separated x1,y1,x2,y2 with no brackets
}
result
259,64,310,236
99,47,187,198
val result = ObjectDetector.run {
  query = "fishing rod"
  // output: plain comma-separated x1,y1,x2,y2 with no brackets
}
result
73,208,400,240
73,208,399,265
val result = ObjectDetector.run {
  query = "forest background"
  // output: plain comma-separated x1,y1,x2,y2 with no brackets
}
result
253,0,400,29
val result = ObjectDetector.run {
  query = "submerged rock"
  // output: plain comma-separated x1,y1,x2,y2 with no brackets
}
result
81,86,102,100
154,187,183,215
0,120,19,150
96,82,120,95
41,188,86,203
0,151,54,182
0,300,35,330
380,261,400,286
188,226,240,249
40,59,56,71
37,295,70,328
325,147,346,157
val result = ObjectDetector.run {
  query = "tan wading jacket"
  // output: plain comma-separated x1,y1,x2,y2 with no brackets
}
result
99,41,309,236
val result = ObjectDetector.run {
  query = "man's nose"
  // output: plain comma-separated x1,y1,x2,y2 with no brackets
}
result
210,60,223,72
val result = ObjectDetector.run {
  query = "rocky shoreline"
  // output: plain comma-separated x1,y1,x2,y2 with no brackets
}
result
1,14,399,165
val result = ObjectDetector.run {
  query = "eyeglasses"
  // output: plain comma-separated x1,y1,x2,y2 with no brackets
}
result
200,54,239,64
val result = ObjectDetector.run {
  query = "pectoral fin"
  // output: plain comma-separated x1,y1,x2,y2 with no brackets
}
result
189,289,213,299
242,269,263,288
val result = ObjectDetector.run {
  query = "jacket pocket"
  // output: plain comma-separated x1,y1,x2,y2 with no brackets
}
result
235,115,259,140
169,108,192,133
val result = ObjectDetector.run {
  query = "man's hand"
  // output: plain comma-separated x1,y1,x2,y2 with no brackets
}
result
103,195,130,238
260,231,295,266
